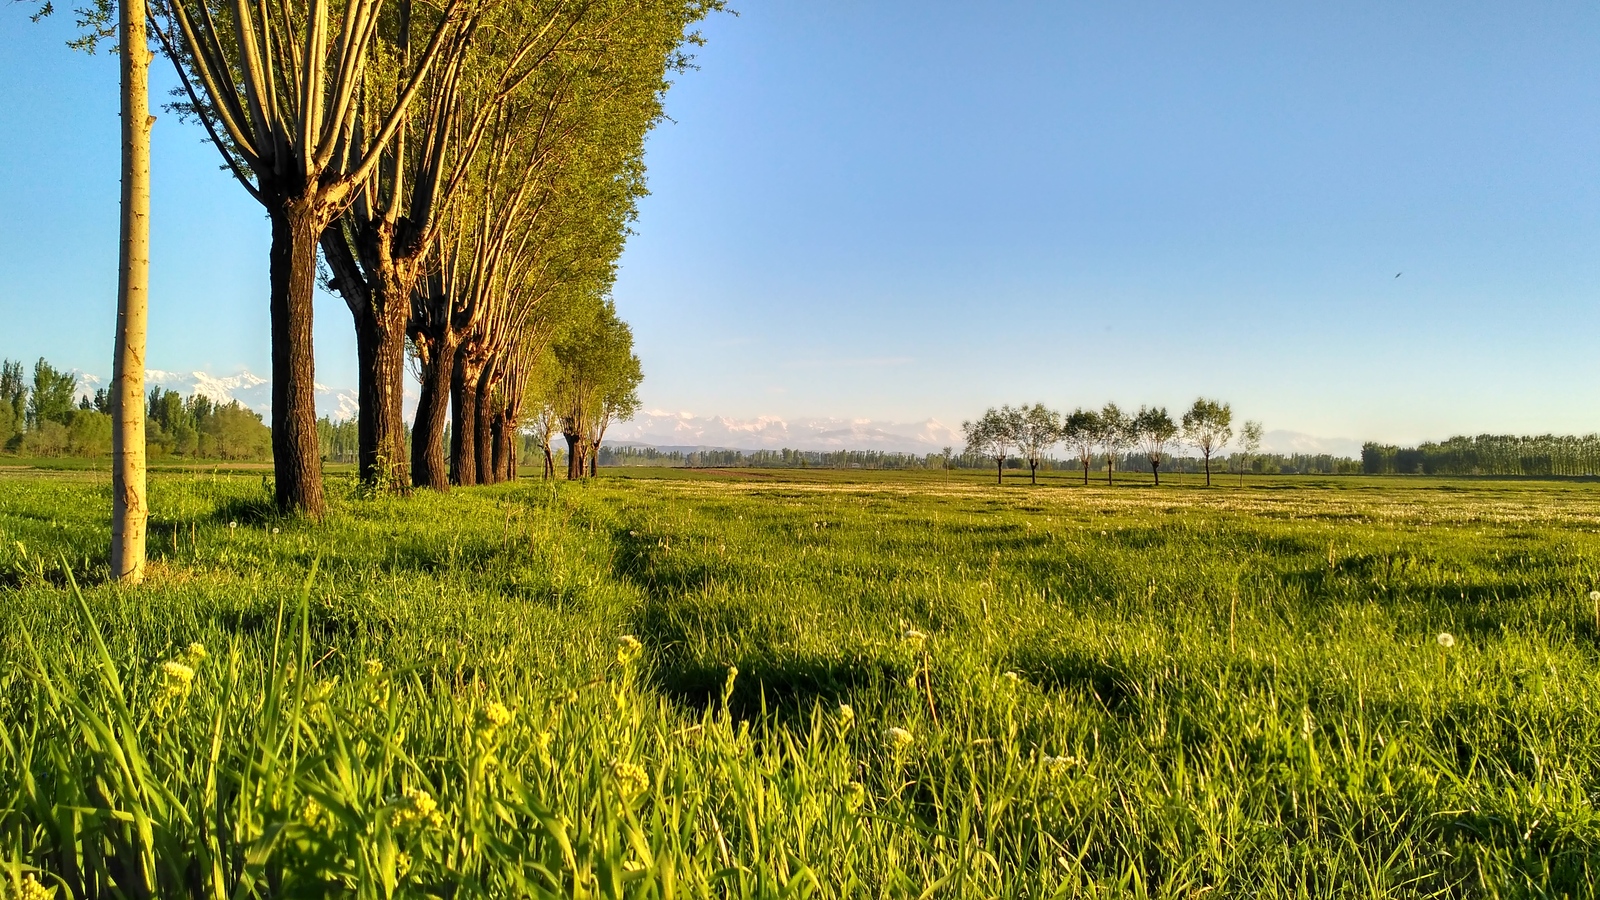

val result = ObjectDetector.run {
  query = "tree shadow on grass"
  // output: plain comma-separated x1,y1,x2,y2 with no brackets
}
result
609,525,908,722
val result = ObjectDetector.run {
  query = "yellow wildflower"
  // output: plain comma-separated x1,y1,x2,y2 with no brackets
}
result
616,635,644,665
160,660,196,697
392,787,443,829
884,726,913,749
611,760,650,795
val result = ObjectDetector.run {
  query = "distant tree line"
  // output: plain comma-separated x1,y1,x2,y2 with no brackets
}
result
1363,434,1600,476
1,357,272,461
964,399,1265,487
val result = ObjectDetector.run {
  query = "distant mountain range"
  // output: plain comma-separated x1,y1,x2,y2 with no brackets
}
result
606,412,1363,459
75,368,364,422
67,368,1363,458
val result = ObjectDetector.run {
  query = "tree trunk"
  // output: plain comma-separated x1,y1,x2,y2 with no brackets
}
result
474,370,494,485
450,352,480,486
590,441,599,477
1152,459,1161,486
411,339,454,490
351,292,409,488
1029,460,1037,485
564,431,581,479
1204,453,1212,487
1082,458,1089,485
1106,455,1114,486
490,412,506,484
110,1,151,583
267,201,326,518
542,443,553,479
995,458,1003,485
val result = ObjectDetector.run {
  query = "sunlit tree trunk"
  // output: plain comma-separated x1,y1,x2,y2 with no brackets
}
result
450,350,481,485
110,0,151,583
267,199,326,516
473,368,494,484
411,335,456,490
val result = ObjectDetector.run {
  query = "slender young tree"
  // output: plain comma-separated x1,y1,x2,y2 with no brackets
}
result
1182,397,1234,487
1239,419,1264,486
1062,408,1100,485
31,0,152,577
109,0,152,582
1016,403,1061,485
1133,405,1177,486
1097,402,1131,486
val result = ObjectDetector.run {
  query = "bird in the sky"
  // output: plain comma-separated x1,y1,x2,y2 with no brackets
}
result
1395,272,1402,278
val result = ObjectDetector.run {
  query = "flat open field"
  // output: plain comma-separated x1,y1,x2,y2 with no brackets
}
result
2,468,1598,897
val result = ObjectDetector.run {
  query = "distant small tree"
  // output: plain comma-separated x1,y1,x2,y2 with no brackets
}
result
1062,408,1100,485
1182,398,1234,487
27,359,78,430
1016,403,1061,485
1133,405,1178,486
1239,419,1264,486
940,445,953,476
963,407,1019,485
1097,402,1131,486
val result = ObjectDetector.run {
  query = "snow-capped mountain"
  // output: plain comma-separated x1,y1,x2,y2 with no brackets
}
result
73,368,364,422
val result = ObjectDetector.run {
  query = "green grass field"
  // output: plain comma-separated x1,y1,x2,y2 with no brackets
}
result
2,468,1598,898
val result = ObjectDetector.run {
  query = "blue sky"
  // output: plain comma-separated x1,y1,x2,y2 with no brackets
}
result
2,2,1598,444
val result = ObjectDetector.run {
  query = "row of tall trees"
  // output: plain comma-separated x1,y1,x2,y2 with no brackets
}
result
147,0,711,507
964,399,1265,487
39,0,713,579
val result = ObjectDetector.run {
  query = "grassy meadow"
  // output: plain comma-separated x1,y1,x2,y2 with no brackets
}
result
1,467,1598,898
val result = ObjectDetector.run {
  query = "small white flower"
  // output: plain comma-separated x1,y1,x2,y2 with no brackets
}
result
273,527,281,534
1589,590,1599,603
1436,632,1456,649
884,726,913,748
229,521,238,530
901,628,927,649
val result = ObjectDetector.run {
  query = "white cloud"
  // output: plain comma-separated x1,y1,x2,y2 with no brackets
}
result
606,411,963,454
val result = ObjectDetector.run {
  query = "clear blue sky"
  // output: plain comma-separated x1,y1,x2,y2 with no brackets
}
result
2,2,1597,443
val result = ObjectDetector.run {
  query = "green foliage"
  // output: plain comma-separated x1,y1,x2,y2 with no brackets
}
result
26,357,77,430
2,471,1599,894
146,389,272,461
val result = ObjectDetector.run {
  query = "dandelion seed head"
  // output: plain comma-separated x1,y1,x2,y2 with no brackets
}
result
229,521,237,529
901,628,927,649
1436,632,1456,649
1590,590,1599,603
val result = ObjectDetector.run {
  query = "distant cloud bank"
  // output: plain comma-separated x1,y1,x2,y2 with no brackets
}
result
69,367,1363,458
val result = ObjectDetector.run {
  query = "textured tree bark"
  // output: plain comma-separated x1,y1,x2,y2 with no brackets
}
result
111,0,151,584
589,442,598,477
1152,459,1161,486
351,286,411,488
268,202,326,517
564,432,581,479
410,340,454,490
995,458,1003,485
450,351,480,486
